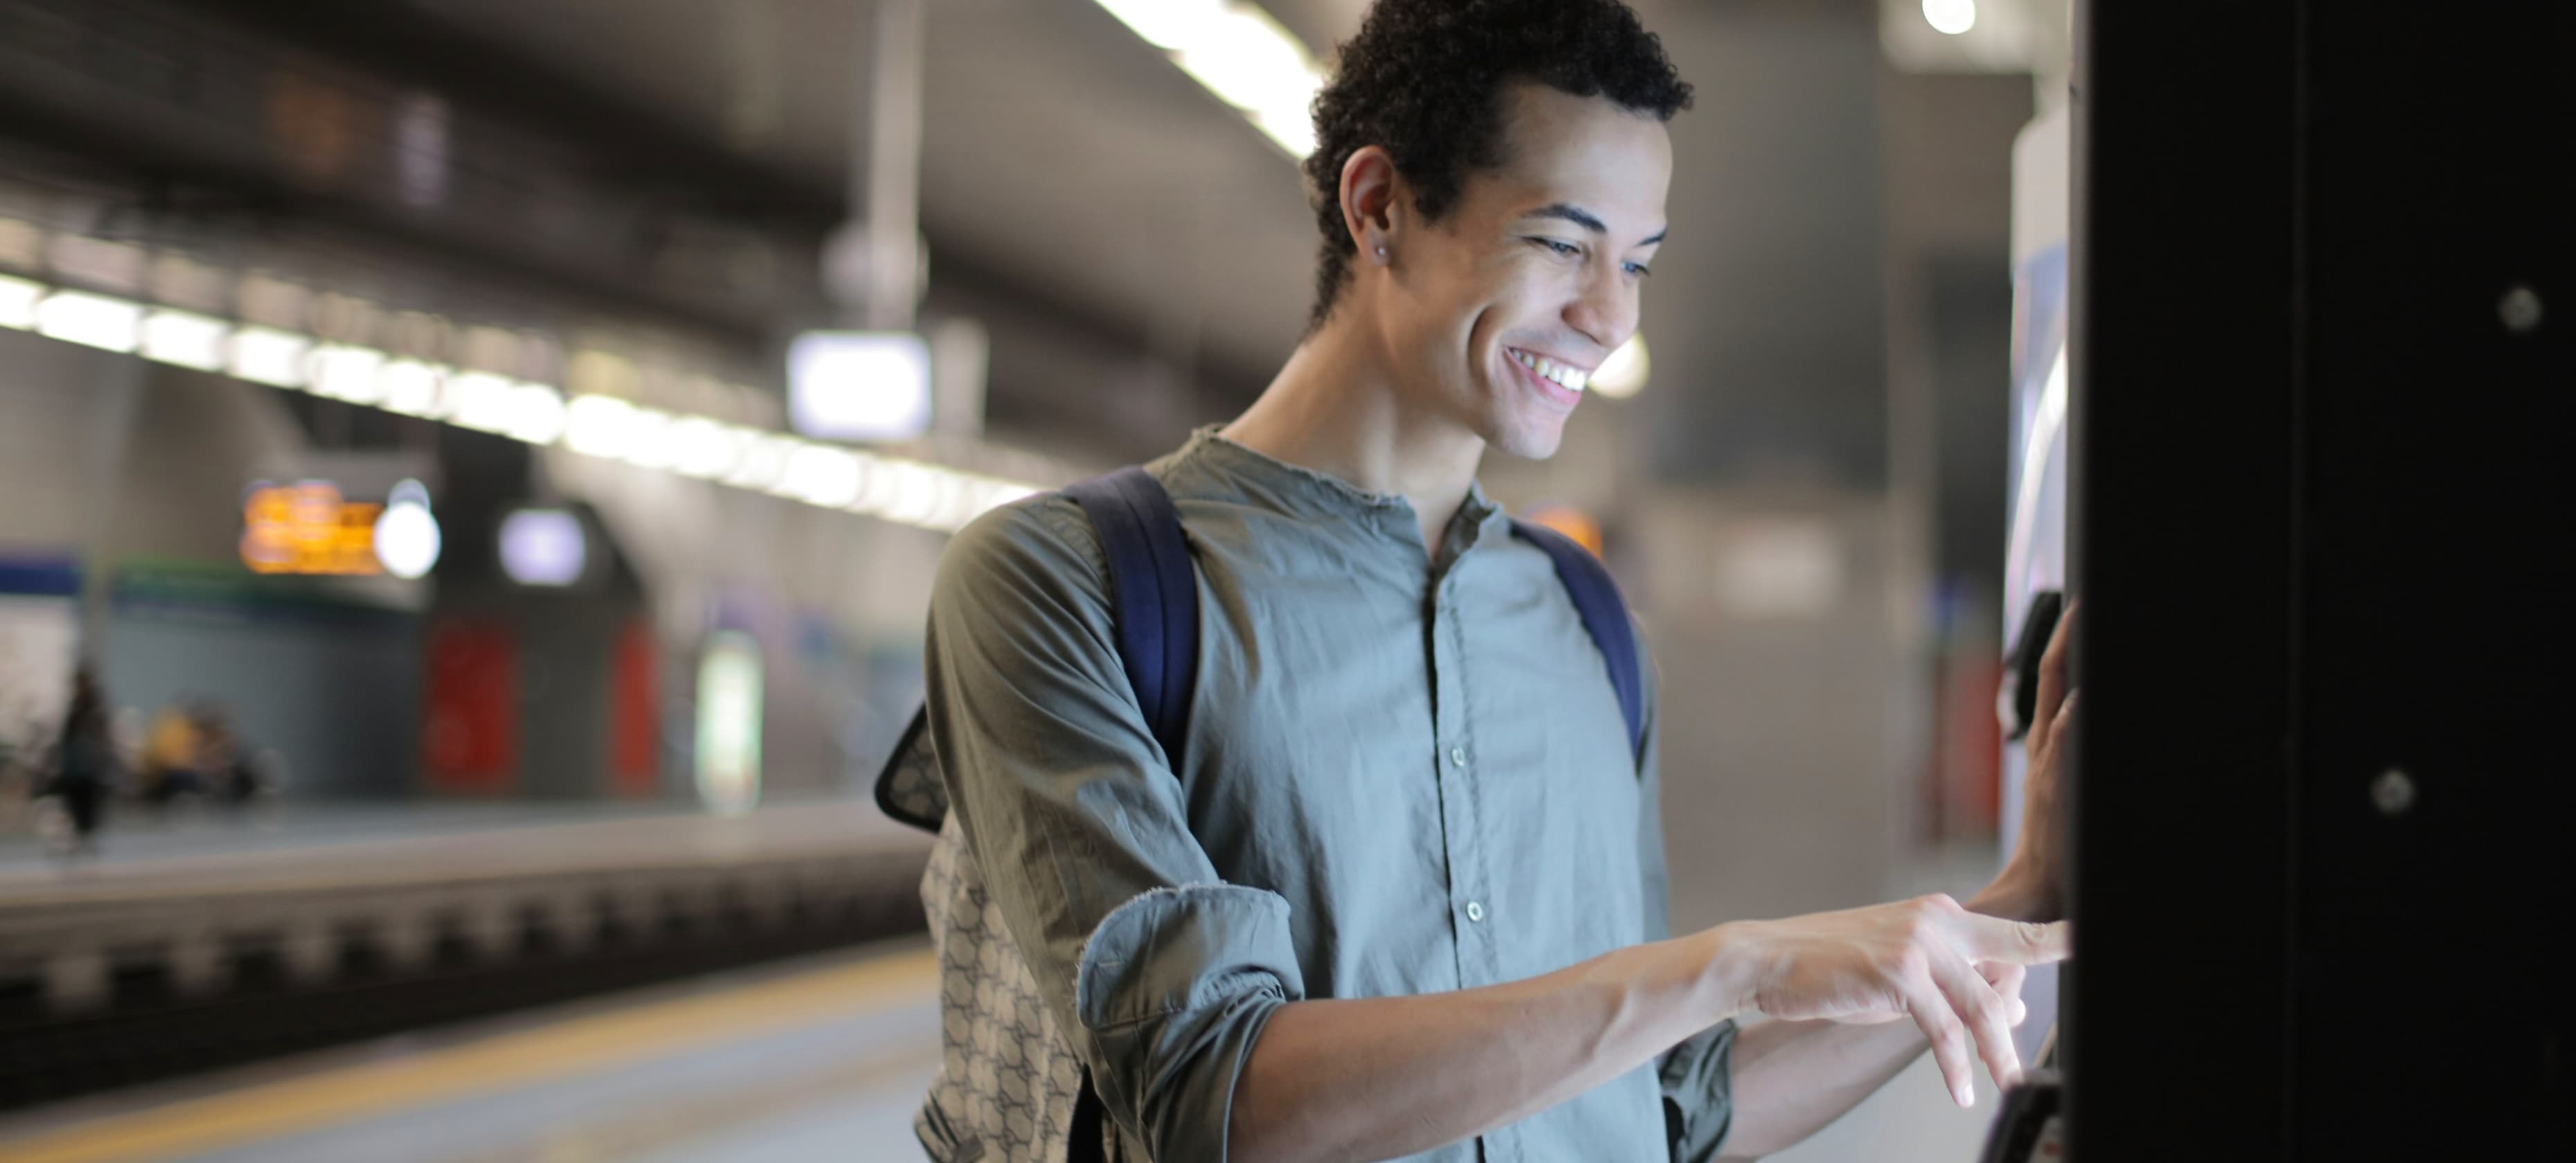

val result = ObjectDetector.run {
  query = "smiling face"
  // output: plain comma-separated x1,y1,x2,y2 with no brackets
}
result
1373,82,1673,460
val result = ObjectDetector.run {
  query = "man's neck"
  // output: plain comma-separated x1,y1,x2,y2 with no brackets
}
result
1220,313,1485,556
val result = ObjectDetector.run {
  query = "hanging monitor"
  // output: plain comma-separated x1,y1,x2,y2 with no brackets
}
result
787,330,931,442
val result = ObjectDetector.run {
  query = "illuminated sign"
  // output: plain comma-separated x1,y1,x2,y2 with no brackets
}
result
239,479,441,578
788,331,931,441
499,508,585,587
694,631,764,816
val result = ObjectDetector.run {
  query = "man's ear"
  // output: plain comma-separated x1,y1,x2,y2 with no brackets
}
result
1339,145,1405,267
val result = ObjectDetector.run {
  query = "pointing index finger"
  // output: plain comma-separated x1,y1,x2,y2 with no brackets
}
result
1961,916,2072,966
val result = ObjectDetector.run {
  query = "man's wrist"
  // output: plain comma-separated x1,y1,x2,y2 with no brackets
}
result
1682,922,1766,1021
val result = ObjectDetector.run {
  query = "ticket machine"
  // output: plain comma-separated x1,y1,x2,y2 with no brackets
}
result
1983,3,2570,1160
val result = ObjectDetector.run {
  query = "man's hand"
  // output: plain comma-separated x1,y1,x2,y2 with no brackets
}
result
1985,602,2078,923
1713,895,2070,1108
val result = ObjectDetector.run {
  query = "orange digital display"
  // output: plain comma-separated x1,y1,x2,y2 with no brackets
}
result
239,481,385,575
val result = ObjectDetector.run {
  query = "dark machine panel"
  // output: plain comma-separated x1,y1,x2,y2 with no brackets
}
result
2070,1,2572,1160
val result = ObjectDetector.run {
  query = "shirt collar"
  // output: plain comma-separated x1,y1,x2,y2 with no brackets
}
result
1174,426,1511,550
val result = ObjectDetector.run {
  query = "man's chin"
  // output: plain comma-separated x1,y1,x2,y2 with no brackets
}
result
1485,417,1571,462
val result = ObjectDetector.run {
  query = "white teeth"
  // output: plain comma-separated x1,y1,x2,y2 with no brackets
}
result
1512,349,1589,393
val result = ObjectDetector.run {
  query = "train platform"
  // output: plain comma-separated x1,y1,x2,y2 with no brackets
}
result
0,798,919,895
0,941,941,1163
0,799,932,1110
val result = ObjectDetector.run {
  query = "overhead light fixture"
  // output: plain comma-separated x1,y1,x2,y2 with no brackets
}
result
1591,334,1651,399
441,374,564,442
565,393,642,460
231,327,310,388
504,382,568,445
664,415,743,480
0,274,44,329
35,290,143,353
378,360,445,416
443,371,515,430
373,480,443,580
6,236,1050,537
310,344,388,402
1922,0,1977,35
141,310,231,371
621,407,684,471
788,330,934,442
1091,0,1323,159
725,432,796,492
775,444,868,509
499,507,588,587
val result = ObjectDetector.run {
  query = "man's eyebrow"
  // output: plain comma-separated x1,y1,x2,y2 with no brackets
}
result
1527,202,1667,247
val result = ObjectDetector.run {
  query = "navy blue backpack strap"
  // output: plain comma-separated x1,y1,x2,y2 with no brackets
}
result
1059,468,1196,1162
1509,519,1646,763
873,466,1199,834
1063,466,1200,771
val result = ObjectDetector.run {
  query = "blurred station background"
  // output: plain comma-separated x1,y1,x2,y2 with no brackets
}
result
0,0,2079,1159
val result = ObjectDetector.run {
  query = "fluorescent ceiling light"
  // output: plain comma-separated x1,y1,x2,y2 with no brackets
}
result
725,433,796,491
775,444,867,508
1922,0,1976,35
1091,0,1323,159
565,393,641,459
0,274,44,329
620,407,682,470
443,371,515,430
231,327,310,388
141,310,231,371
1093,0,1227,50
36,290,143,353
503,383,568,445
310,344,389,402
664,415,743,480
378,360,445,416
1,240,1046,537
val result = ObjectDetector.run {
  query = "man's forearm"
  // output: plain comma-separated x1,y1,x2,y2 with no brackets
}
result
1716,1017,1929,1159
1228,931,1740,1163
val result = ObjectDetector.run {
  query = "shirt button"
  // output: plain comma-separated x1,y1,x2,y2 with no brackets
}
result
1449,746,1467,767
1465,901,1485,922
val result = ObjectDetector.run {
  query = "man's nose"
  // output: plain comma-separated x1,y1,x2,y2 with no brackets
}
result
1562,268,1634,357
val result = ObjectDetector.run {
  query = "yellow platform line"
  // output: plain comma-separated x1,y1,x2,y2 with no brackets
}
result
0,946,939,1163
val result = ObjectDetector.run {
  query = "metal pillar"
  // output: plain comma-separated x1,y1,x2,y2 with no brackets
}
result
850,0,924,331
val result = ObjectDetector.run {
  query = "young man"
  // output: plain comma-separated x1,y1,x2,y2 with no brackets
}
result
924,1,2075,1160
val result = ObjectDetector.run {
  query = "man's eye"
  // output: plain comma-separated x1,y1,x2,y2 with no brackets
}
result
1625,262,1653,278
1530,238,1580,257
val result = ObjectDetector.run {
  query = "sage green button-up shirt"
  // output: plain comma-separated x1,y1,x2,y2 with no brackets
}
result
926,429,1734,1163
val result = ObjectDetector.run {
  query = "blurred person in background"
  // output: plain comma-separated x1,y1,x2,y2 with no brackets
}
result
37,665,116,859
194,703,270,806
140,699,206,807
921,1,2076,1161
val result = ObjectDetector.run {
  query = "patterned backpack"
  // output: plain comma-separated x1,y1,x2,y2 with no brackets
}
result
876,466,1646,1162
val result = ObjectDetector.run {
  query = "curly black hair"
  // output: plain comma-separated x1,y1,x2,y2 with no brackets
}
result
1303,0,1693,329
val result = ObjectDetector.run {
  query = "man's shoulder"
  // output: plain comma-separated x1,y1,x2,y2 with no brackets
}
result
941,491,1104,597
943,446,1206,592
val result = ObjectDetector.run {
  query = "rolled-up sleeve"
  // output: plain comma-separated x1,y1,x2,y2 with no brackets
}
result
926,498,1303,1162
1633,645,1738,1162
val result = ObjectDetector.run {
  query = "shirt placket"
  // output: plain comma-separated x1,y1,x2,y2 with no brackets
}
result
1428,553,1519,1163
